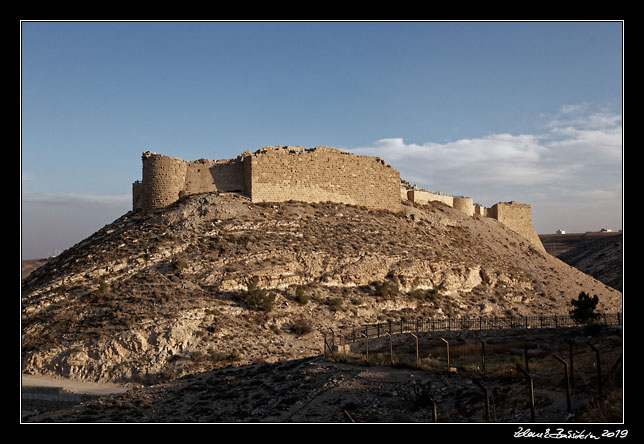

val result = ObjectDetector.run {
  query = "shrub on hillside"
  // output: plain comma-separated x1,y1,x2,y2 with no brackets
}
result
295,286,309,305
570,291,600,325
408,287,438,302
290,318,313,336
97,279,110,295
171,257,188,273
327,297,343,310
373,279,399,297
242,276,276,312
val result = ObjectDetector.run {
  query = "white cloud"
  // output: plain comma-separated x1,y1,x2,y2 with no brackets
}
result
348,104,622,232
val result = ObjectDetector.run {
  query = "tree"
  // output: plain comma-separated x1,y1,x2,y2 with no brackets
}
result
570,291,600,324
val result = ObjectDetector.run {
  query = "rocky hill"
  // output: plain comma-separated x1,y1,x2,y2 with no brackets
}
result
557,234,623,292
21,192,622,385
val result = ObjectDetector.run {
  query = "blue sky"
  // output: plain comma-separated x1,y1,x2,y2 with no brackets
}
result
21,21,623,259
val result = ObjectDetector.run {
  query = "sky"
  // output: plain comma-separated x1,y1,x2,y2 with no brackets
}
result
21,21,623,259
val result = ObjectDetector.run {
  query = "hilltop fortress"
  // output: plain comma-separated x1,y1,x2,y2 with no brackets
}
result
132,145,545,252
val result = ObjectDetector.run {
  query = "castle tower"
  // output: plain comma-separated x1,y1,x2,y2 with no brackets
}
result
453,197,474,216
489,201,545,252
140,152,188,211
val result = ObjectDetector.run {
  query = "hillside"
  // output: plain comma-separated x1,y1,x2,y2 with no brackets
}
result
539,232,622,292
539,232,620,257
21,192,622,385
22,258,49,280
557,234,623,292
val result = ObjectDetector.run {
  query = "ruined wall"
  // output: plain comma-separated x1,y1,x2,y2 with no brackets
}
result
489,201,545,252
474,204,488,217
183,158,246,195
406,189,454,207
248,146,401,212
132,181,143,211
134,146,402,213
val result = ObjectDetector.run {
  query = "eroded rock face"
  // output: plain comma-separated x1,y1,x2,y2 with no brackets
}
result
21,193,622,384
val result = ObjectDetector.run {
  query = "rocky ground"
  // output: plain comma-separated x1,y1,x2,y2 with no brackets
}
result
23,326,622,423
21,192,622,387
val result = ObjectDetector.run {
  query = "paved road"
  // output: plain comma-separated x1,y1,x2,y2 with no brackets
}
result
22,374,129,396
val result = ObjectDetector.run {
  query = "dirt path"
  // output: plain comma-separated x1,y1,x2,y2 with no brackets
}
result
22,373,129,396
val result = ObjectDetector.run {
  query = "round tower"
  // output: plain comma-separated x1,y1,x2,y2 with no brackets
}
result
140,152,188,211
453,196,474,217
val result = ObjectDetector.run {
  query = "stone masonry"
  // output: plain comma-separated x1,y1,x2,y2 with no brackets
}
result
133,146,401,213
132,145,544,251
247,146,401,211
488,201,545,252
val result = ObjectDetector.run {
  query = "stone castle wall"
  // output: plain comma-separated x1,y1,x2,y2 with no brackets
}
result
453,197,474,217
248,146,401,212
400,185,543,251
133,146,543,252
140,152,188,211
474,204,488,217
489,201,545,252
134,146,400,213
406,189,454,207
183,157,247,196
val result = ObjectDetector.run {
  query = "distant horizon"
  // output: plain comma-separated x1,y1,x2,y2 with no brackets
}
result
21,21,622,259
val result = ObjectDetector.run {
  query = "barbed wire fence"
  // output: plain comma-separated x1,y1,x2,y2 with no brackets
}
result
321,312,623,422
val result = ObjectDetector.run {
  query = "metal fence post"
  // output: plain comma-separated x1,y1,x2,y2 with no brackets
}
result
566,339,575,388
553,355,572,415
360,332,369,363
473,378,491,422
441,337,450,372
588,342,602,397
516,364,535,421
432,400,438,423
480,340,486,375
323,332,327,360
410,333,419,369
385,332,393,366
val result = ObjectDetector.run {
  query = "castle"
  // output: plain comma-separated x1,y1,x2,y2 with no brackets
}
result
132,145,545,252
